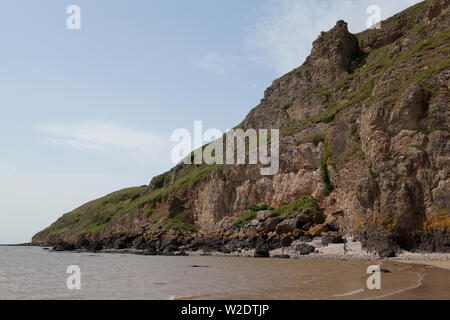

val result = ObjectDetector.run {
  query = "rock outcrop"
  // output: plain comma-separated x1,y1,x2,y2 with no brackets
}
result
33,1,449,254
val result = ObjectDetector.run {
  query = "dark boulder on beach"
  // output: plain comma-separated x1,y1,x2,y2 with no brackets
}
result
143,248,157,256
132,236,145,249
298,244,315,255
378,248,396,258
321,232,345,246
254,244,270,258
88,241,104,252
298,236,313,243
280,235,293,247
52,242,75,251
113,238,128,250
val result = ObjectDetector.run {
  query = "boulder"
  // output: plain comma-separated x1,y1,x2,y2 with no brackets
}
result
321,232,345,246
264,217,282,233
225,238,245,251
302,222,313,231
280,235,293,247
298,244,316,255
273,254,290,259
88,241,104,252
114,238,128,250
245,236,258,249
296,212,312,226
188,238,206,251
276,219,298,234
292,229,304,239
164,244,179,252
53,242,75,251
308,224,329,237
257,210,273,221
76,239,90,249
132,236,145,249
378,248,396,258
161,237,178,248
220,248,232,254
254,245,270,258
143,248,157,256
298,236,313,243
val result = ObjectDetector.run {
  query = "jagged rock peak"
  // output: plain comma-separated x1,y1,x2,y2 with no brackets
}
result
305,20,359,84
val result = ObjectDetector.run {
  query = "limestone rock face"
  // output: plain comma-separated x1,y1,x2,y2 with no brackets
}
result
306,20,359,85
33,1,450,253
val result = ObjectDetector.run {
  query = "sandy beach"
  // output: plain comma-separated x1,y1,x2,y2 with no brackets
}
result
181,238,450,270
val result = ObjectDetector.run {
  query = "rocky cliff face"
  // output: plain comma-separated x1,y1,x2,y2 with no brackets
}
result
33,0,450,254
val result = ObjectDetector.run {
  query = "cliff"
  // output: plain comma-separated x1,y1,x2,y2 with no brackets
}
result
33,0,450,254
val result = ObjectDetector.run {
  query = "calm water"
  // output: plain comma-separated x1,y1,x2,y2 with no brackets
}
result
0,246,448,300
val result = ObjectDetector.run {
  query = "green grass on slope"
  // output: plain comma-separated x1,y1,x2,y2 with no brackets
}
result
234,197,320,227
37,162,221,238
37,186,148,238
271,197,319,218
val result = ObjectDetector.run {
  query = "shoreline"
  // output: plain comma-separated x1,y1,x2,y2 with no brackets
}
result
19,239,450,271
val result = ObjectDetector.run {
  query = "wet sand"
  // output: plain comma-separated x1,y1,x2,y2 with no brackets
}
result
395,260,450,270
212,259,450,300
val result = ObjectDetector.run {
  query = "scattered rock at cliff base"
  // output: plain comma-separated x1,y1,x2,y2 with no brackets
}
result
298,244,316,255
322,232,345,246
52,243,75,252
87,241,104,252
257,210,273,222
254,245,270,258
378,248,397,258
273,254,291,259
143,248,157,256
114,238,128,250
276,219,298,234
298,236,313,243
264,217,282,233
308,224,329,237
280,235,293,247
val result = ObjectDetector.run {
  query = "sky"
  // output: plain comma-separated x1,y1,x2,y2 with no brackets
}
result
0,0,421,244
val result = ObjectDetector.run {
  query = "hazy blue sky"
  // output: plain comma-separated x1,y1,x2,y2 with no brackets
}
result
0,0,421,243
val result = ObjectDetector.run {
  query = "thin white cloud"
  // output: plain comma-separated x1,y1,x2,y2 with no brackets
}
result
194,51,258,76
246,0,422,75
34,121,170,161
194,51,231,76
